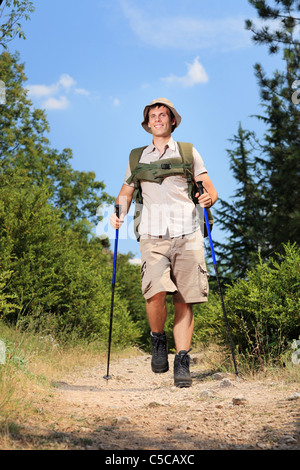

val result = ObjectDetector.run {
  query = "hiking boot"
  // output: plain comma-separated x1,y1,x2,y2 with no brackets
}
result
150,332,169,373
174,349,192,388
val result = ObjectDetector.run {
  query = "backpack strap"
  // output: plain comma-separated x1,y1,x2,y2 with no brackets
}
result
129,146,147,172
177,142,195,201
128,146,147,204
177,142,193,164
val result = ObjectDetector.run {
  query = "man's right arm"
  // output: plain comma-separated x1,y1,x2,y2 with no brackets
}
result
110,184,135,229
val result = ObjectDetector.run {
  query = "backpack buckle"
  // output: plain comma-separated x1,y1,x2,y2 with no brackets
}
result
161,163,171,169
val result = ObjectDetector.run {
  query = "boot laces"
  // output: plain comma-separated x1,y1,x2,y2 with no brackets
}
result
178,348,192,361
151,334,167,356
177,348,192,365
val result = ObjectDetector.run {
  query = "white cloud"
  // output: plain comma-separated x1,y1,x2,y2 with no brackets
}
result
162,57,208,88
58,73,76,90
26,74,90,110
43,96,70,110
26,83,58,98
75,88,90,96
120,0,252,51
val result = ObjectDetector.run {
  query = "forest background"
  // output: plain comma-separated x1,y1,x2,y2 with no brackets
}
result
0,0,299,369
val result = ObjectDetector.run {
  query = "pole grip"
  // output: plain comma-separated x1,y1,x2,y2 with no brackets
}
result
197,180,204,196
115,204,121,219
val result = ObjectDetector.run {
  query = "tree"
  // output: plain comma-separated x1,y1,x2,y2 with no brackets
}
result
215,0,300,279
0,170,141,345
215,125,268,279
0,0,34,50
246,0,300,251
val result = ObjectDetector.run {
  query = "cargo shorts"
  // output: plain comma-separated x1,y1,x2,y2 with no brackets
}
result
139,229,209,304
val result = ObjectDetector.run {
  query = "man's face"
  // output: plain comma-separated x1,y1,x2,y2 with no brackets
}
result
147,106,176,137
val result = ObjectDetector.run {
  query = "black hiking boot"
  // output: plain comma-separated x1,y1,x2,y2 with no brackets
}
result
150,332,169,373
174,349,192,388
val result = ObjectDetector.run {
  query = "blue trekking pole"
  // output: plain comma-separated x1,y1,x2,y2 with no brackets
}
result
103,204,121,381
197,182,238,376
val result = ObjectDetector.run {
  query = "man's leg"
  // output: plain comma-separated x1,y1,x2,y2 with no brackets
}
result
173,302,194,387
173,302,194,352
146,291,167,333
146,292,169,373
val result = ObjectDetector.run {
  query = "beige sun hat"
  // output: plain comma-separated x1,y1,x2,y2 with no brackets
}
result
141,97,182,134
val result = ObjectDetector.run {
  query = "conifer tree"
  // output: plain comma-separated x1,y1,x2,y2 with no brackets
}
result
215,125,268,279
246,0,300,251
215,0,300,279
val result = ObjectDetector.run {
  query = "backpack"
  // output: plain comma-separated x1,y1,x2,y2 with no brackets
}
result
126,142,213,240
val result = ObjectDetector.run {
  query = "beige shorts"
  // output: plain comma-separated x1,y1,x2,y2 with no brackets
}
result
139,229,209,304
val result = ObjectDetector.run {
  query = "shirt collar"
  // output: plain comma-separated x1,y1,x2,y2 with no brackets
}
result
145,136,176,154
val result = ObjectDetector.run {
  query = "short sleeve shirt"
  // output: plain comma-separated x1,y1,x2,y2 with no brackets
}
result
124,137,207,238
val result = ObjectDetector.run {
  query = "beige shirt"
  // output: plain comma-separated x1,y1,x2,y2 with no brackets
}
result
124,137,207,238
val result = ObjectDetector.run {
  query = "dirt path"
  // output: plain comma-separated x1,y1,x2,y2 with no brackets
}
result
12,351,300,451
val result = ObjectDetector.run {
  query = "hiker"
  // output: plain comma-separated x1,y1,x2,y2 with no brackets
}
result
110,98,217,387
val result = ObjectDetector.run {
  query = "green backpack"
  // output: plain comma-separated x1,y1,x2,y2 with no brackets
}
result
126,142,213,240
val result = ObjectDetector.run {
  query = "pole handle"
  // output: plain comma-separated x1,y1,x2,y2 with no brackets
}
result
197,180,204,196
115,204,121,219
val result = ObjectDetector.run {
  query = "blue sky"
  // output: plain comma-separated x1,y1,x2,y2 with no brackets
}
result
8,0,284,260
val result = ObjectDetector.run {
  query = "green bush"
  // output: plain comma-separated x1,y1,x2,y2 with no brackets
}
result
193,293,223,346
223,243,300,364
0,270,20,319
0,174,141,346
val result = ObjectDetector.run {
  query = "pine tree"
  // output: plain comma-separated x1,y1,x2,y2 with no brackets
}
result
215,0,300,279
215,125,268,279
246,0,300,252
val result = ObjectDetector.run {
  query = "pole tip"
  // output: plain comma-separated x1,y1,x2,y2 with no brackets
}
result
103,374,112,381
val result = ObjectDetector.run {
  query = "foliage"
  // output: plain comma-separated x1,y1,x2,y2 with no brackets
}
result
223,243,300,364
0,270,20,318
0,171,141,345
0,51,113,230
193,294,223,346
114,254,148,345
215,0,300,279
0,0,34,50
214,125,268,280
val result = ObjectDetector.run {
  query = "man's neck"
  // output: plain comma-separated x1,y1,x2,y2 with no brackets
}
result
152,135,172,154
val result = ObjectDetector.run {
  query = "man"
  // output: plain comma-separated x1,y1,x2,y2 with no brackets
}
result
110,98,217,387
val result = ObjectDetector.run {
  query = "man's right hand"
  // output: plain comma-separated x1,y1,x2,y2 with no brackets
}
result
110,212,124,229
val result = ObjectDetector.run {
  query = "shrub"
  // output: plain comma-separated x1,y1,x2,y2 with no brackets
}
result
0,174,141,346
223,243,300,364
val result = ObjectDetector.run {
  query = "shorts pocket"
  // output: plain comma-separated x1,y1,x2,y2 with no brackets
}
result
198,264,209,297
141,261,152,295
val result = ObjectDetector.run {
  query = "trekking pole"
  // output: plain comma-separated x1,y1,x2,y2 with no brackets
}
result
197,182,239,376
103,204,121,381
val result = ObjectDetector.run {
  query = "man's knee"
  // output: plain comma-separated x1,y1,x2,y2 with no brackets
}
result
147,291,167,304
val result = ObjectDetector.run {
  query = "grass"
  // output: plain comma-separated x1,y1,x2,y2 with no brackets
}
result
0,321,110,446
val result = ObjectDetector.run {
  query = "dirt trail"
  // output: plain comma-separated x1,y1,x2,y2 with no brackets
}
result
12,351,300,450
